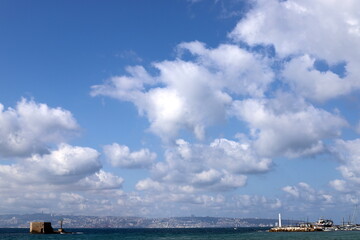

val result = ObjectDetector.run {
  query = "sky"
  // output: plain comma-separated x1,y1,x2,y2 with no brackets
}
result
1,0,360,223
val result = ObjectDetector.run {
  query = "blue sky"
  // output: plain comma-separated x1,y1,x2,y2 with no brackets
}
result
1,0,360,223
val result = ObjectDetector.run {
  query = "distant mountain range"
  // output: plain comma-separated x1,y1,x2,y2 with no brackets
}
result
0,213,300,228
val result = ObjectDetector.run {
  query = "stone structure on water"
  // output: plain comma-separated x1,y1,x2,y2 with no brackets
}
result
29,221,66,234
29,222,54,234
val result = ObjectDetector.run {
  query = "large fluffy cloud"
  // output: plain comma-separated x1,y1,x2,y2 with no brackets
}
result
0,142,125,215
0,98,79,158
77,170,124,190
91,61,230,140
230,0,360,61
0,144,102,185
177,41,273,97
282,55,359,102
231,94,347,157
0,144,124,215
136,138,271,193
91,41,273,141
0,99,125,215
103,143,156,169
230,0,360,101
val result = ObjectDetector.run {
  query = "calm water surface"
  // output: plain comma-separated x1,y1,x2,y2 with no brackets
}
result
2,228,360,239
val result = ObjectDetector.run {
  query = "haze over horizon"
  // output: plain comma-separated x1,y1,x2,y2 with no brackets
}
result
1,0,360,223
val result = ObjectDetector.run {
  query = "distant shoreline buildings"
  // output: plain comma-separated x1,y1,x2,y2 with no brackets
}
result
0,213,299,228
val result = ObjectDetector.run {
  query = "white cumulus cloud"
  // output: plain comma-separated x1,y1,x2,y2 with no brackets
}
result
231,94,347,157
230,0,360,62
91,40,274,141
77,170,124,190
0,98,79,158
0,98,126,215
178,41,274,97
103,143,156,169
230,0,360,101
0,144,101,185
282,55,360,102
137,138,271,193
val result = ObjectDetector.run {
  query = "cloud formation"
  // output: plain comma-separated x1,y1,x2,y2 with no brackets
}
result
0,143,120,188
91,41,273,141
89,1,360,216
230,0,360,61
136,138,271,193
231,94,347,157
0,99,124,215
26,143,102,184
0,98,79,158
177,41,274,97
230,0,360,101
282,55,357,102
103,143,156,169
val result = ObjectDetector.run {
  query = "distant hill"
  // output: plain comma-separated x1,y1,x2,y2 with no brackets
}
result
0,213,300,228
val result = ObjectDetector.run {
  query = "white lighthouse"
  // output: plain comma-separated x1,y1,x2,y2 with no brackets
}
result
278,213,282,227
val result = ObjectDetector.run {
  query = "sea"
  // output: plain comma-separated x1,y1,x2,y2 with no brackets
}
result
2,228,360,240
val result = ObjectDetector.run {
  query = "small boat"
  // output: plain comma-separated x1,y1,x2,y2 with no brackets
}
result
315,218,333,228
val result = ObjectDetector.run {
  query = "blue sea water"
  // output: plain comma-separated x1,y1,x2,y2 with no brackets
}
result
2,228,360,240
